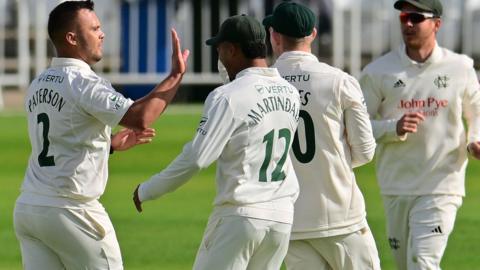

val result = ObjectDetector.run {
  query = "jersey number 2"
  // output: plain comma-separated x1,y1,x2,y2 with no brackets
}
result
37,113,55,167
259,128,291,182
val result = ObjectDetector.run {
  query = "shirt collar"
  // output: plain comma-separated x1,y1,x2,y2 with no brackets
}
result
235,66,281,79
277,51,318,62
398,42,442,67
51,57,92,70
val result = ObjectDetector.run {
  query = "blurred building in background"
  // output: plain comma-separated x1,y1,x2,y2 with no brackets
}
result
1,0,480,107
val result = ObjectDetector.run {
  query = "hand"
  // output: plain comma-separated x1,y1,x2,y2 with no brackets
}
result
111,128,155,152
133,184,143,213
396,112,425,136
468,142,480,160
170,28,190,76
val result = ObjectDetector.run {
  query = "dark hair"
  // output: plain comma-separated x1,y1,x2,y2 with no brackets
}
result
240,41,267,59
48,0,95,46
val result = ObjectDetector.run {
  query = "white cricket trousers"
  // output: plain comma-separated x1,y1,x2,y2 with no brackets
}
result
382,194,462,270
193,215,292,270
284,225,381,270
14,203,123,270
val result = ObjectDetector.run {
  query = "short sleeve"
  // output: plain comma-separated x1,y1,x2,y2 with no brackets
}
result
73,74,133,127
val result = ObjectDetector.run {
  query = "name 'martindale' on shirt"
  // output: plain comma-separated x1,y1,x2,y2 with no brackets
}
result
139,67,301,224
247,83,299,126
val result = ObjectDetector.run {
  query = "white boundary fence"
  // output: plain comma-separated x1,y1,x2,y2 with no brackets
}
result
1,0,480,109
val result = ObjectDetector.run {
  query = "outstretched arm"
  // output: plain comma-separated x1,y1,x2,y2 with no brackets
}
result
132,93,235,213
120,29,190,130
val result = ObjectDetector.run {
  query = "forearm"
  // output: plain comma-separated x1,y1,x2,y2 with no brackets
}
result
120,73,183,130
145,73,184,105
464,96,480,144
350,141,376,168
138,165,199,202
371,118,406,143
359,73,403,143
138,143,200,202
467,117,480,144
344,107,376,167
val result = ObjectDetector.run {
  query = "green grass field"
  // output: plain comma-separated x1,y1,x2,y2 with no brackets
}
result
1,104,480,269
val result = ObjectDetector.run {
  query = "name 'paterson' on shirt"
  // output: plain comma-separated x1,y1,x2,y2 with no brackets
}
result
247,95,299,126
27,88,67,113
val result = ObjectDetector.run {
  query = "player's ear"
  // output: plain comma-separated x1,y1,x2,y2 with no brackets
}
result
310,27,317,41
433,18,441,34
65,31,77,46
269,27,281,46
225,42,237,58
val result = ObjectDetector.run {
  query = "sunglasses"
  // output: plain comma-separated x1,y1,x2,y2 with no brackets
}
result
399,12,437,24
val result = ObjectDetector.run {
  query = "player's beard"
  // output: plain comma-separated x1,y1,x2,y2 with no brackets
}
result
402,29,428,51
78,35,103,65
88,42,103,63
403,36,423,50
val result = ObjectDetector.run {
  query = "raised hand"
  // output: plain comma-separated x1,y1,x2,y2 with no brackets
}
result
111,128,156,152
170,28,190,76
396,112,425,136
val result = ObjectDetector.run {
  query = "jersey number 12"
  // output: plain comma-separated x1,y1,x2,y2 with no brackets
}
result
259,128,291,182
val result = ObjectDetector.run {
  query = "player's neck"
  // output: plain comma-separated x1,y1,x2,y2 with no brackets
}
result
280,43,311,55
237,58,268,72
230,58,268,79
249,58,268,68
405,40,436,63
293,44,311,53
55,48,93,66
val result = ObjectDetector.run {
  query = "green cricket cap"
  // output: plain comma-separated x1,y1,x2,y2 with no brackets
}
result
394,0,443,17
206,14,265,46
262,1,316,38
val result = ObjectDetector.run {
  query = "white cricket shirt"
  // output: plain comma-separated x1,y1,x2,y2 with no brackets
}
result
18,57,133,208
360,44,480,196
139,67,300,224
273,51,376,238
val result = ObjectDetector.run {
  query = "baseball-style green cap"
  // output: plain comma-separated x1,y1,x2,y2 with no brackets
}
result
206,14,265,46
394,0,443,17
262,1,315,38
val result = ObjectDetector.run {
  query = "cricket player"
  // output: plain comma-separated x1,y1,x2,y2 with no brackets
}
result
133,15,301,270
263,2,380,269
13,1,189,269
360,0,480,269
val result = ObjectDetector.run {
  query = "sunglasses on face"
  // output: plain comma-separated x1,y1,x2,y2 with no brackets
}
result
399,11,437,24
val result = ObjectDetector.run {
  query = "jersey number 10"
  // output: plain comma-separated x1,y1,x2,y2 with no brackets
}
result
292,110,315,163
